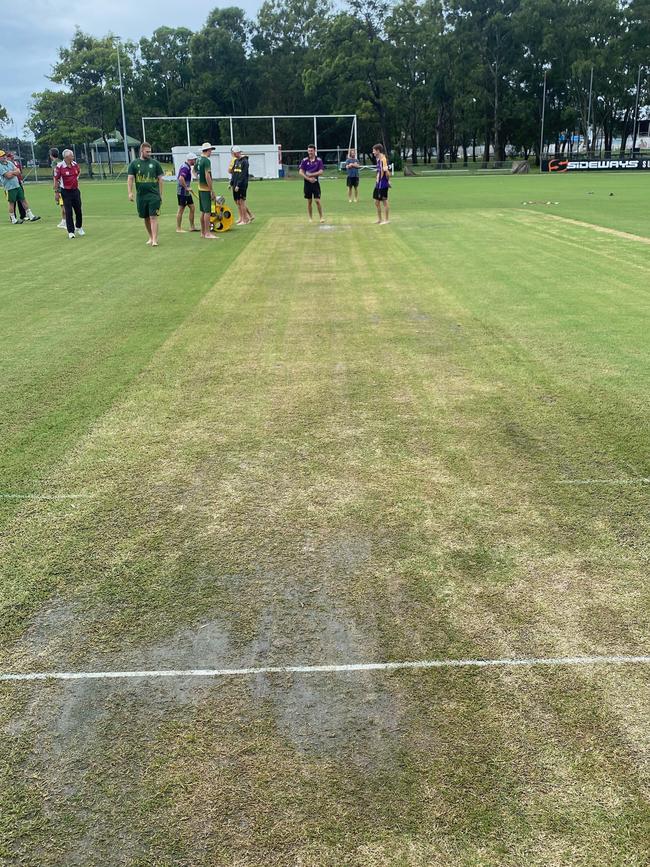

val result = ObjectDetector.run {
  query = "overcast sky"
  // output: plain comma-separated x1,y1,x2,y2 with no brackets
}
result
0,0,263,138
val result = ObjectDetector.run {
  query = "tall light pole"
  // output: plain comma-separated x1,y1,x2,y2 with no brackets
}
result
115,37,130,165
586,66,594,153
631,64,643,157
539,68,548,166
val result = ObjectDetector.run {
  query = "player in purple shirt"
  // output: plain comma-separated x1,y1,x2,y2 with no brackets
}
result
299,144,325,223
176,153,199,233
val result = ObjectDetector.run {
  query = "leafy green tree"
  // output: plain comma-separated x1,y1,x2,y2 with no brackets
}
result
28,89,98,146
188,8,253,145
304,0,397,152
449,0,521,161
36,30,137,173
137,27,194,116
387,0,443,162
252,0,329,116
0,105,8,127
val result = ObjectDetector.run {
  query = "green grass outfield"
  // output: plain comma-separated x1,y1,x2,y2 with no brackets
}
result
1,174,649,865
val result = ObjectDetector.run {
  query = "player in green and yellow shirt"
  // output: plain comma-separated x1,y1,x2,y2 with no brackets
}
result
127,142,164,246
196,142,218,240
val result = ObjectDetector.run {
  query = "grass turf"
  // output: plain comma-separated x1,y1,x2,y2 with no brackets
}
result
1,173,649,865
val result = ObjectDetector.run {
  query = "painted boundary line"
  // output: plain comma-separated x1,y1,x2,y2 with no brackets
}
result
2,655,650,683
519,210,650,246
0,493,91,500
555,479,650,486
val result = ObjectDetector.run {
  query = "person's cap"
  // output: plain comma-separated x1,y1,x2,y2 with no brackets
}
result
186,152,197,160
201,142,214,151
231,145,241,153
0,150,6,158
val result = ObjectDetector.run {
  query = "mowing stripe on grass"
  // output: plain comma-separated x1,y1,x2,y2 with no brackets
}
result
3,655,650,683
521,210,650,244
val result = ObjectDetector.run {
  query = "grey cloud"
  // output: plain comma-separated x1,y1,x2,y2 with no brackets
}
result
0,0,262,135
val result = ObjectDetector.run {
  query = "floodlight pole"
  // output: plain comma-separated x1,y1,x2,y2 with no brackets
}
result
586,66,594,153
115,39,130,165
313,117,318,150
539,69,547,165
186,118,191,147
631,64,642,156
229,117,234,146
271,116,276,145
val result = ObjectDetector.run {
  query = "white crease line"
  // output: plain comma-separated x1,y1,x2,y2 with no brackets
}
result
555,479,650,486
0,493,90,501
2,655,650,683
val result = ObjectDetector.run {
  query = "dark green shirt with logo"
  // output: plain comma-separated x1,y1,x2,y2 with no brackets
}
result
196,155,213,191
127,158,164,194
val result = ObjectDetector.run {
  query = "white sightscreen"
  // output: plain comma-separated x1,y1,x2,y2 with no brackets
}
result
171,145,281,180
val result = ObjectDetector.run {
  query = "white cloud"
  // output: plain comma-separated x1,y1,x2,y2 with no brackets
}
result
0,1,263,136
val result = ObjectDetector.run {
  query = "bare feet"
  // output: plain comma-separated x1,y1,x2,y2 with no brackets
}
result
176,229,186,233
151,241,159,246
189,227,200,232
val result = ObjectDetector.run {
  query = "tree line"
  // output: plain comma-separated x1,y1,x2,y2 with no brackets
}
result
27,0,650,166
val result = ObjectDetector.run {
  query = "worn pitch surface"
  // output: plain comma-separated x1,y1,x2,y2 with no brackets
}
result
1,175,649,865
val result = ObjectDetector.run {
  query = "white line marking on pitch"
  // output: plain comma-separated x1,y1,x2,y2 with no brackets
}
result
2,655,650,683
0,493,91,500
555,479,650,486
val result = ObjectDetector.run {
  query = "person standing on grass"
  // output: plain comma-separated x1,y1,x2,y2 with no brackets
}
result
127,142,164,247
176,152,199,233
345,148,360,203
372,143,390,224
0,150,40,224
229,146,255,224
50,147,66,228
299,144,325,223
54,149,84,239
196,143,218,240
5,152,27,220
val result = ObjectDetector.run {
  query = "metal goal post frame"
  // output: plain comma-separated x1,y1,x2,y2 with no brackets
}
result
141,114,358,154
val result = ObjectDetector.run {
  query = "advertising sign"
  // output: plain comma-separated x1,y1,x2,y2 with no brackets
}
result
542,158,650,172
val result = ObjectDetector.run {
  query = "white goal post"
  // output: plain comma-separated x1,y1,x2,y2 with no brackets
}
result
141,113,358,158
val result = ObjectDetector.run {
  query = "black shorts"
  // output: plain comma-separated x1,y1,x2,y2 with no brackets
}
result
373,187,389,200
304,180,321,199
177,192,194,207
346,176,359,188
232,184,248,201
